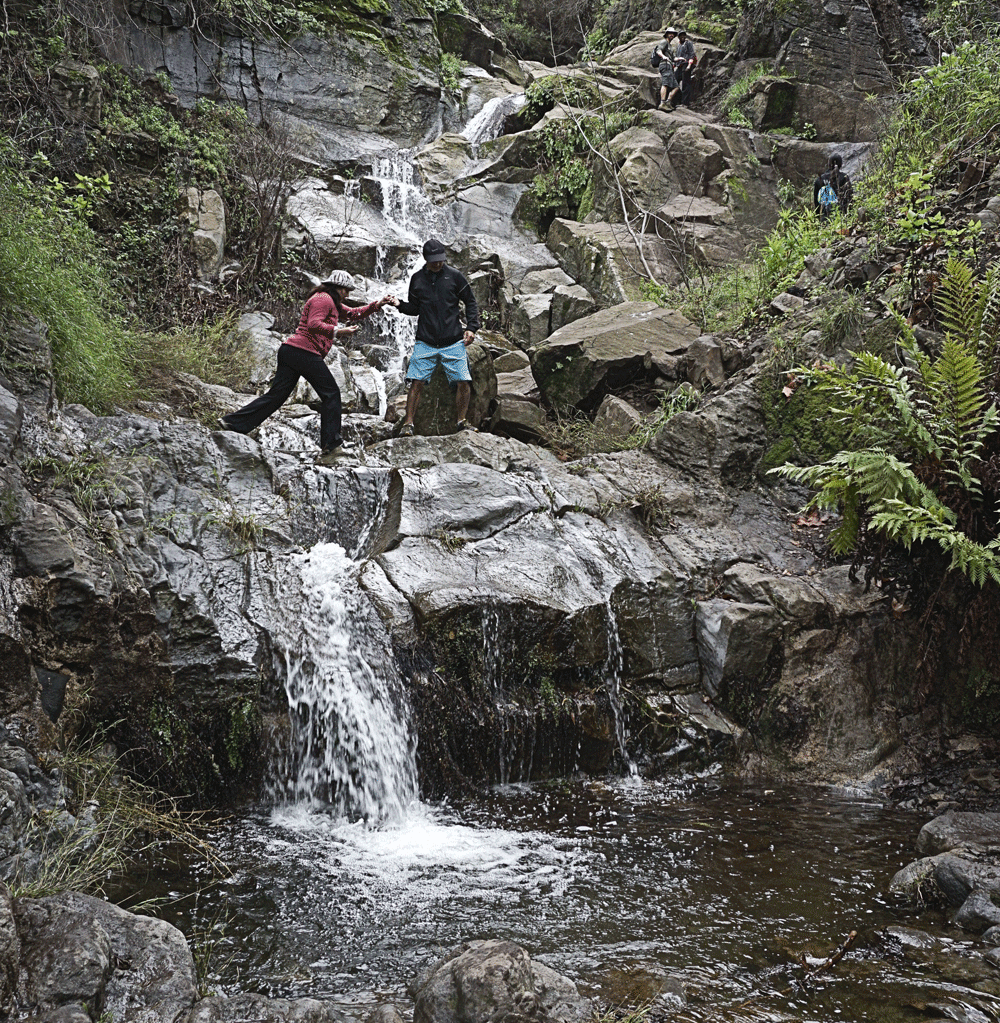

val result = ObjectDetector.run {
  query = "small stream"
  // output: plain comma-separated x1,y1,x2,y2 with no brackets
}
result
121,778,1000,1023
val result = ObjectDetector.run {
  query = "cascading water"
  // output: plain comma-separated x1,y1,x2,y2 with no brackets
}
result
603,597,637,777
460,93,526,151
266,542,417,823
264,94,535,820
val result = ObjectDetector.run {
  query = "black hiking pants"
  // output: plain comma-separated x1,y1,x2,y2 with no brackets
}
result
222,343,343,450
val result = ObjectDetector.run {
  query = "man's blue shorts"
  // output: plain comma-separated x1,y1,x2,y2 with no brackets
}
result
405,339,472,385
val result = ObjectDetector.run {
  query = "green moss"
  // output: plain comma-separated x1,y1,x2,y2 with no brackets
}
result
577,176,596,221
757,371,851,474
225,698,261,772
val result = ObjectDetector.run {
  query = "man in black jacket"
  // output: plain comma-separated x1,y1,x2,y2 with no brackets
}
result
388,238,481,435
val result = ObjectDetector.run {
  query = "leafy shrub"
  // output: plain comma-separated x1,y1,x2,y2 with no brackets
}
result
857,38,1000,244
0,149,135,410
770,256,1000,586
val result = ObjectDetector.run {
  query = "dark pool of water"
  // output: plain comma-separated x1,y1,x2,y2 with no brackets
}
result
122,775,1000,1022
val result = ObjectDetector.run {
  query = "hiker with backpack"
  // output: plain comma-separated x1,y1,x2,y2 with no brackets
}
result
651,28,681,110
674,28,697,106
813,154,854,220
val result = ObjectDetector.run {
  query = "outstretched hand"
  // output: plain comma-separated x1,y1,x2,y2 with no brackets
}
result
380,294,400,308
338,324,359,336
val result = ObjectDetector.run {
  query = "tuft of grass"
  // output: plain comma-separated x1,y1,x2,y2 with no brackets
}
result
622,386,702,449
11,738,224,901
720,64,778,120
0,146,135,412
132,311,257,394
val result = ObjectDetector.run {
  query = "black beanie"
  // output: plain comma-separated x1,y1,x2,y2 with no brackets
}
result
422,238,447,260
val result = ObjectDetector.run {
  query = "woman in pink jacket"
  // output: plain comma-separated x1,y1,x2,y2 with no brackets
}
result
220,270,393,463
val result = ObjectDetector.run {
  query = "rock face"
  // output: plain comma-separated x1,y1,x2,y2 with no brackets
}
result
531,302,700,411
732,0,900,142
412,940,589,1023
107,7,444,153
2,0,943,815
14,891,198,1020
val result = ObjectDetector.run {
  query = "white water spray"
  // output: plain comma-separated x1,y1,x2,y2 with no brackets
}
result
267,543,417,822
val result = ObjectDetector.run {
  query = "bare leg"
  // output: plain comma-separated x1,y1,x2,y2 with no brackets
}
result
456,381,470,422
403,380,424,424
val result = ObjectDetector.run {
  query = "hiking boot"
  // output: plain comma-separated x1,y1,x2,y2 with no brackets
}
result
316,445,350,466
455,419,477,433
217,416,234,431
397,423,414,438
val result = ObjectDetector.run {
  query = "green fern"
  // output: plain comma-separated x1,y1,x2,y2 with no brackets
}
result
770,256,1000,586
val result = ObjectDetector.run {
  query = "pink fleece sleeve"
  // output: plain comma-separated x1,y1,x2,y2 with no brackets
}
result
340,300,380,323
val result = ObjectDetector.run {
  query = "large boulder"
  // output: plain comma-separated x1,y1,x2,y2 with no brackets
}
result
14,892,197,1022
414,134,475,198
600,127,678,217
49,61,102,125
531,301,700,411
550,285,595,332
412,940,589,1023
435,12,525,86
546,219,683,304
509,294,552,345
666,126,725,195
649,378,765,485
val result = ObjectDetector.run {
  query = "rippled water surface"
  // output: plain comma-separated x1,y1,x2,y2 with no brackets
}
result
131,777,1000,1022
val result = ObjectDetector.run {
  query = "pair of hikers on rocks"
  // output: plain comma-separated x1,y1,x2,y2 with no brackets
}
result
653,26,696,110
220,238,480,464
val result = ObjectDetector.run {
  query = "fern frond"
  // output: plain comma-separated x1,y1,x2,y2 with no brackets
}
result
869,500,1000,586
937,255,979,345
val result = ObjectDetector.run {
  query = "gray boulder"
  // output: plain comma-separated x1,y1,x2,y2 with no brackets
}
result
550,285,595,333
412,343,497,435
649,379,765,485
50,61,102,125
14,892,197,1022
917,812,1000,857
666,126,725,196
412,940,589,1023
546,219,683,304
509,294,552,345
592,395,642,445
531,301,700,411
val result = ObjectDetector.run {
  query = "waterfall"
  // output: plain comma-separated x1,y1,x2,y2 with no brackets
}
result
604,598,637,777
460,93,526,149
266,543,418,823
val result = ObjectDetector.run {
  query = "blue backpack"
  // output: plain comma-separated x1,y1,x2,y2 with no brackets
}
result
818,182,838,211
